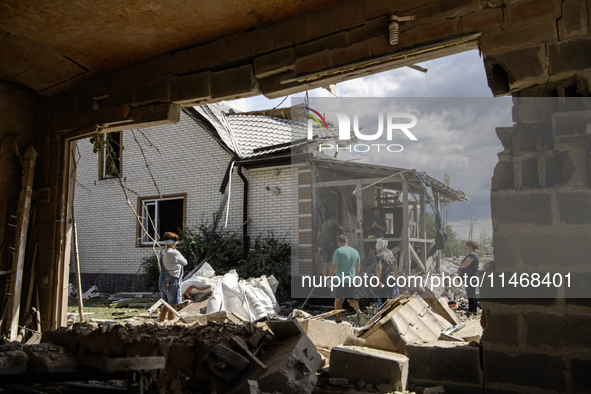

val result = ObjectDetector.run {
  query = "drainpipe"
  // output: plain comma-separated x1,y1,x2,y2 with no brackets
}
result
236,163,249,255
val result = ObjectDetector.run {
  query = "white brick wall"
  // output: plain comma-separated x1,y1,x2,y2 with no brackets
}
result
72,111,297,275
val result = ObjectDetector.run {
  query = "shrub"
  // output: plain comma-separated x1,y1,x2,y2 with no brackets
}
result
139,222,292,303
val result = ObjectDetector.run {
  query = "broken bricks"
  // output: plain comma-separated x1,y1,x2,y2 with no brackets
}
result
23,291,479,393
22,343,77,373
406,340,483,392
299,318,355,349
258,319,323,394
0,342,28,375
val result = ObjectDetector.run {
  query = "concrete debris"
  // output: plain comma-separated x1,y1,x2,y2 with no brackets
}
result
82,285,101,300
67,283,77,298
406,340,482,392
8,287,479,393
0,342,28,375
258,319,322,394
299,318,355,349
454,319,483,342
39,318,322,393
410,287,460,327
359,295,451,353
330,346,409,392
22,343,77,373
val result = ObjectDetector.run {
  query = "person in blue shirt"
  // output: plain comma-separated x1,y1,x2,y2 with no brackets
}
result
330,235,361,323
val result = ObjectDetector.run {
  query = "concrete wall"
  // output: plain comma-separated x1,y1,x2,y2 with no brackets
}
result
482,95,591,393
478,2,591,391
72,111,296,291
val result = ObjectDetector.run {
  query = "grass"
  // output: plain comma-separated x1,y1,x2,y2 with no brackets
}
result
67,296,159,323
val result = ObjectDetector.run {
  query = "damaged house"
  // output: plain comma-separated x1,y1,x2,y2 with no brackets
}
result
72,102,467,293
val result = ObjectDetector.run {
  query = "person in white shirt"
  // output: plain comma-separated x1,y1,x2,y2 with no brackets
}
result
157,231,187,322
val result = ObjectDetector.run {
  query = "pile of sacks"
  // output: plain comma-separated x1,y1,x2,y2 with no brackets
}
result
180,263,280,322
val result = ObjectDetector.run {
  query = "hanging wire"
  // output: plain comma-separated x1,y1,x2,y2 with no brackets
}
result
272,96,288,110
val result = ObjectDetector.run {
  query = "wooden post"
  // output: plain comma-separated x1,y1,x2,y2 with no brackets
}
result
356,181,363,234
71,204,85,322
54,141,78,329
435,191,441,273
419,191,427,269
402,179,410,274
8,146,38,341
22,241,37,328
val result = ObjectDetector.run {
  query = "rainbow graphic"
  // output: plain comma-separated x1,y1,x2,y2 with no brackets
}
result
305,107,328,131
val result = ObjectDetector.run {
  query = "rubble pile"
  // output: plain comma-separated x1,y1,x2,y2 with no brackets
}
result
1,288,485,393
2,261,490,393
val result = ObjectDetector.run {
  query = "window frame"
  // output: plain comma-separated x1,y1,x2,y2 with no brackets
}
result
98,131,123,180
136,193,187,247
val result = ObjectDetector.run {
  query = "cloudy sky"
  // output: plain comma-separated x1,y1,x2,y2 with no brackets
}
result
228,50,514,239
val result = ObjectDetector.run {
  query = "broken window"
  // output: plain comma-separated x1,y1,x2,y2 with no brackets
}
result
138,195,185,245
99,131,122,179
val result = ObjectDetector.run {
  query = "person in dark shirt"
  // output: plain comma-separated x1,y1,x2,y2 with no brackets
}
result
365,207,387,238
457,239,480,317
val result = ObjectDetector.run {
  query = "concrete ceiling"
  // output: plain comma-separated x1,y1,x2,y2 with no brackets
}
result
0,0,341,95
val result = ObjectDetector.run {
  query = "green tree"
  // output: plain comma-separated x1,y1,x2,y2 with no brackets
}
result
478,230,492,248
476,230,492,258
425,212,465,258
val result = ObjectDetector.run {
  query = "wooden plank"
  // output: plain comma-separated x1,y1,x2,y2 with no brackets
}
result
25,331,42,345
402,179,410,274
160,299,180,318
310,309,346,320
148,299,164,313
356,181,363,231
52,140,77,330
435,191,442,273
410,245,426,273
409,238,434,244
8,146,38,341
313,177,402,188
71,204,85,322
420,191,427,267
22,241,37,327
82,285,99,300
31,307,41,334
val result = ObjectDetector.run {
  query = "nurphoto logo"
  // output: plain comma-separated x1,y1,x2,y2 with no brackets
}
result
305,107,419,153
